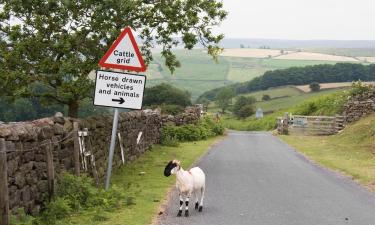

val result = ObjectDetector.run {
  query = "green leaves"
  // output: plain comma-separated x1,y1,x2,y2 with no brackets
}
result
1,0,226,117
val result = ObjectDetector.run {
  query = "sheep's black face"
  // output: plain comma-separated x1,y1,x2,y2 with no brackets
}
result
164,161,177,177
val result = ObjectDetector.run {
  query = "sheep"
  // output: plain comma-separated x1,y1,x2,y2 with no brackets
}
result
164,159,205,217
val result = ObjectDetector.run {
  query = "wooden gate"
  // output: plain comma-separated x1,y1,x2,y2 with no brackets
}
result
277,114,345,135
289,115,343,135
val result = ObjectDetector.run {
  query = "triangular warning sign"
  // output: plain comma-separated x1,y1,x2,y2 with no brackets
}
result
99,27,146,72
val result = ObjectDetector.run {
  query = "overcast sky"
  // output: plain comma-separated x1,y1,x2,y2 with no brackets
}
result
216,0,375,40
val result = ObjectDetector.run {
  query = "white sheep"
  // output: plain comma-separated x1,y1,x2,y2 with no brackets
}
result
164,159,206,217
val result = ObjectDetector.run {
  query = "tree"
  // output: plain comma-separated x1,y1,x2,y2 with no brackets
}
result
262,94,271,101
0,1,227,117
237,105,255,119
198,98,210,112
309,82,321,92
216,88,235,113
233,96,255,118
240,44,245,48
144,83,191,107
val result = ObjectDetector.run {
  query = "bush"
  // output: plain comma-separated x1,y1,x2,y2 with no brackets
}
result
161,135,180,147
161,117,224,143
160,104,184,115
349,80,372,96
10,208,36,225
309,82,321,92
262,94,271,101
233,96,256,119
10,173,126,225
292,91,348,116
144,83,192,107
237,105,255,119
40,197,72,224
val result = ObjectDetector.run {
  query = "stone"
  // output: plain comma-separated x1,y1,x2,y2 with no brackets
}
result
37,180,48,192
54,123,64,135
26,171,38,185
40,126,54,139
53,112,65,124
15,172,26,188
7,159,18,176
0,125,12,138
63,119,73,132
21,186,31,202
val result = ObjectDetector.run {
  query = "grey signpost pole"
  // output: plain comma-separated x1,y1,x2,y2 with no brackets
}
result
105,108,120,190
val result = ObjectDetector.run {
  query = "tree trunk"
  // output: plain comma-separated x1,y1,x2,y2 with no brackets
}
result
68,100,79,118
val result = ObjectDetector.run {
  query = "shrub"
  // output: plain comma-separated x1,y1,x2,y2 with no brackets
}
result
292,91,348,116
237,105,255,119
349,80,372,96
161,135,180,147
262,94,271,101
10,208,36,225
309,82,321,92
233,96,256,118
159,104,184,115
162,117,224,143
40,197,72,224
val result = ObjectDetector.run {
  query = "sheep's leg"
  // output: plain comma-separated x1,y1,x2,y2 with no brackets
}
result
199,187,205,212
185,195,190,217
195,192,199,210
177,194,183,217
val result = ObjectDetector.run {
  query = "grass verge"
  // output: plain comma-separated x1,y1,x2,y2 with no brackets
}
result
65,137,222,225
279,114,375,192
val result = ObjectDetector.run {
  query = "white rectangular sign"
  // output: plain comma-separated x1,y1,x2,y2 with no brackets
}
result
94,70,146,109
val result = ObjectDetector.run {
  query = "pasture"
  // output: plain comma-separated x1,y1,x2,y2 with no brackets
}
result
296,82,375,92
146,50,346,99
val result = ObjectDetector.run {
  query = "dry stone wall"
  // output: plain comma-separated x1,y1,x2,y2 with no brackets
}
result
343,90,375,123
0,107,200,215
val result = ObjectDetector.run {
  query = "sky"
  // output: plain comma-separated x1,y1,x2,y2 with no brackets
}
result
216,0,375,40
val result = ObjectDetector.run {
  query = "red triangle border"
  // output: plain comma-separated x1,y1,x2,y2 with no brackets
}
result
98,27,146,72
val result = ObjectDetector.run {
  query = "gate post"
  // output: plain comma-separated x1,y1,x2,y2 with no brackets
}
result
0,138,10,225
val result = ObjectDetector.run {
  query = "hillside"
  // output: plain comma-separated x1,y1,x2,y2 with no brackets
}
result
281,113,375,191
146,48,375,101
146,49,350,100
198,63,375,102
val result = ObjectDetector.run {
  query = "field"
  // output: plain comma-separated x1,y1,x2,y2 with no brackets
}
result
302,48,375,57
146,49,349,100
357,57,375,63
274,51,358,62
221,48,292,58
242,87,342,113
296,82,375,92
280,113,375,191
207,86,344,115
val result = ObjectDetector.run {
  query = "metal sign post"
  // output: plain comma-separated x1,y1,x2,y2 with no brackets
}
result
105,108,120,190
97,27,147,190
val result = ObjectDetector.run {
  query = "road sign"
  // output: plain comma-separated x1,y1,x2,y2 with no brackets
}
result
94,70,146,110
98,27,146,72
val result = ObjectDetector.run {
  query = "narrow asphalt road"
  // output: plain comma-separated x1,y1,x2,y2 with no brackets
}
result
156,131,375,225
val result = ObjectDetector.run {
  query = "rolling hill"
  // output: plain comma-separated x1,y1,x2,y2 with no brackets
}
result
146,48,370,100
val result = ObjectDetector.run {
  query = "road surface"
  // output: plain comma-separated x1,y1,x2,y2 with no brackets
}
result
156,131,375,225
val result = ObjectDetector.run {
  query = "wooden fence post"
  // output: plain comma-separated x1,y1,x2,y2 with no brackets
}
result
46,140,55,199
0,138,10,225
73,122,80,176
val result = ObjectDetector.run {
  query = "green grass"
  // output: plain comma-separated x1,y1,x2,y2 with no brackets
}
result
254,88,343,112
243,86,302,101
218,88,347,131
64,137,222,225
146,50,346,100
221,112,280,131
279,113,375,191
